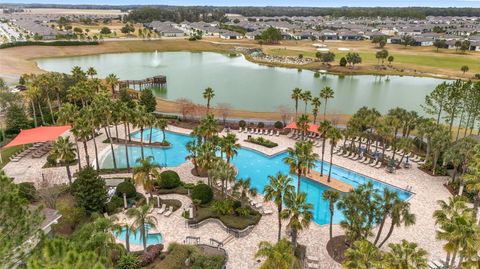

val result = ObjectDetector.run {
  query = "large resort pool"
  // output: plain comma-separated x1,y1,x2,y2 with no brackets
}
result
100,130,412,225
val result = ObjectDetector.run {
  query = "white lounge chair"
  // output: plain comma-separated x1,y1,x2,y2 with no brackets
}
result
370,160,378,167
158,204,166,214
164,206,174,217
375,162,382,168
238,127,243,133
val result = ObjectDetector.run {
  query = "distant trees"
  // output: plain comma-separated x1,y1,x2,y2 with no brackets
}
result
400,34,414,47
121,23,135,34
375,49,389,65
315,51,335,65
100,27,112,35
372,35,387,48
434,39,446,51
345,52,362,67
258,27,282,44
461,65,469,75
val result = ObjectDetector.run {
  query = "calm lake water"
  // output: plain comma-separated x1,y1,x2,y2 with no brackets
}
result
36,51,445,114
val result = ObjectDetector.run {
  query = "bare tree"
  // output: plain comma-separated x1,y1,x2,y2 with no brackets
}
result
216,102,233,125
277,105,291,126
176,98,196,121
37,175,68,209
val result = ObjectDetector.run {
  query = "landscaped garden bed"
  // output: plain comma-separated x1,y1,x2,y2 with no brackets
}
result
245,136,278,148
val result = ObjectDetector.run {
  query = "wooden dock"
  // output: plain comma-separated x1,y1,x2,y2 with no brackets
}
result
120,75,167,90
306,170,353,193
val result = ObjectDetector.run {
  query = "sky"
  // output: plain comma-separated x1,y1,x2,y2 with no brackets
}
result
1,0,480,7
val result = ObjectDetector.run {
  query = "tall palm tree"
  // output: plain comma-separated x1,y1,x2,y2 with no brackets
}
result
126,203,158,253
134,106,149,160
264,172,295,242
73,115,92,167
291,88,302,121
318,120,332,176
154,118,168,144
322,190,340,239
343,240,382,269
118,103,131,170
281,191,313,247
84,106,101,170
320,86,334,120
283,141,318,193
326,126,342,182
94,96,117,169
384,240,428,269
57,103,82,170
311,97,321,124
134,156,160,198
233,177,257,206
255,239,300,269
296,114,310,141
209,160,236,198
86,67,97,79
50,136,76,185
301,90,312,114
373,189,400,246
105,73,119,95
185,140,200,176
221,133,240,164
202,87,215,114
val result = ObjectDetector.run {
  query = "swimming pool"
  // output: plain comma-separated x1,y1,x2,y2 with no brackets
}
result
101,129,413,225
113,224,163,246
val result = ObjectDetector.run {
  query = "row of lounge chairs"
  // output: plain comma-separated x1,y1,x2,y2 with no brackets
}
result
238,127,280,136
157,204,174,217
250,200,273,215
10,142,52,162
334,147,384,168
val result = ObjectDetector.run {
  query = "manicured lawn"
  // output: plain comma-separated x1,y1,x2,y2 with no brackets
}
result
193,206,261,230
0,145,23,169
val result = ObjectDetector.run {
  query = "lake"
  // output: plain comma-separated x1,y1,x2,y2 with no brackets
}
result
36,51,445,114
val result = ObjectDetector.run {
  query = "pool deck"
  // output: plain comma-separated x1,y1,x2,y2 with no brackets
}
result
305,170,353,193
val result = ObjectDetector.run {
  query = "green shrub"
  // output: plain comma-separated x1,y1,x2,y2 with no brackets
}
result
158,170,181,189
191,183,213,204
274,121,283,129
71,167,107,213
116,181,136,198
238,120,246,128
17,182,37,202
246,136,278,148
0,40,99,49
340,57,347,67
117,254,139,269
105,195,124,215
191,255,225,269
257,122,265,128
158,243,195,269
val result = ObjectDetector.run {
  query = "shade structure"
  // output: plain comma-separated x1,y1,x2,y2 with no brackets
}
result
4,125,71,148
284,122,320,134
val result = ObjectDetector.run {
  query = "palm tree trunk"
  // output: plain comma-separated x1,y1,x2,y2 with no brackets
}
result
74,135,82,170
125,226,130,253
104,126,117,169
323,100,328,120
295,101,298,121
329,205,334,239
451,251,457,267
141,224,147,253
162,129,166,143
373,213,387,246
124,123,130,170
46,96,56,124
149,127,153,144
396,153,406,169
140,128,145,160
328,146,333,182
297,169,301,193
83,140,90,166
445,252,451,266
38,102,45,125
455,111,465,141
291,228,298,248
115,124,119,141
65,164,72,185
277,204,283,242
31,100,37,127
320,138,326,176
378,221,395,248
92,130,99,170
127,123,131,141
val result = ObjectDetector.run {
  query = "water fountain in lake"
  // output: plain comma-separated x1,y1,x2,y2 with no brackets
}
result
152,50,160,67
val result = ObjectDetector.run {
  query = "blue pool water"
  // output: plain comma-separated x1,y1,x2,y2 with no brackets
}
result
101,130,413,225
113,224,163,246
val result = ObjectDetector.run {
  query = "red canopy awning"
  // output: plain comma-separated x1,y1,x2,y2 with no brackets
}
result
4,125,71,148
284,122,320,134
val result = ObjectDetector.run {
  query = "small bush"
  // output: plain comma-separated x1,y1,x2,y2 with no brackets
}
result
246,136,278,148
340,57,347,67
159,243,195,269
191,255,225,269
158,170,181,189
116,181,136,198
232,200,242,210
17,182,37,202
274,121,284,129
105,195,124,215
117,254,139,269
137,244,164,267
238,120,246,128
257,122,265,128
191,183,213,204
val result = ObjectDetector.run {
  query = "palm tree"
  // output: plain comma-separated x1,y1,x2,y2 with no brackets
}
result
378,200,416,248
343,240,382,269
281,191,313,247
320,86,334,120
318,120,332,176
50,136,76,185
202,87,215,113
134,156,160,198
84,106,101,170
264,172,295,242
185,140,200,176
311,97,321,124
283,141,318,193
57,103,82,170
105,73,119,95
373,189,400,246
209,160,236,198
154,118,168,144
118,103,131,170
220,133,240,164
296,114,309,141
326,126,342,182
384,240,428,269
233,177,257,206
322,190,340,239
301,90,312,114
86,67,97,79
73,115,92,167
291,88,302,121
134,106,149,160
255,239,300,269
126,203,158,253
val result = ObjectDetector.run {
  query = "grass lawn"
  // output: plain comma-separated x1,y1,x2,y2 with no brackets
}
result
193,205,261,230
0,145,23,169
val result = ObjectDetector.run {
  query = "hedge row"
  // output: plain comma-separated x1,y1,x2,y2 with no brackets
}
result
0,40,99,49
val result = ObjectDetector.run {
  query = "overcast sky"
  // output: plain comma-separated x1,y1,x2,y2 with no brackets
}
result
2,0,480,7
